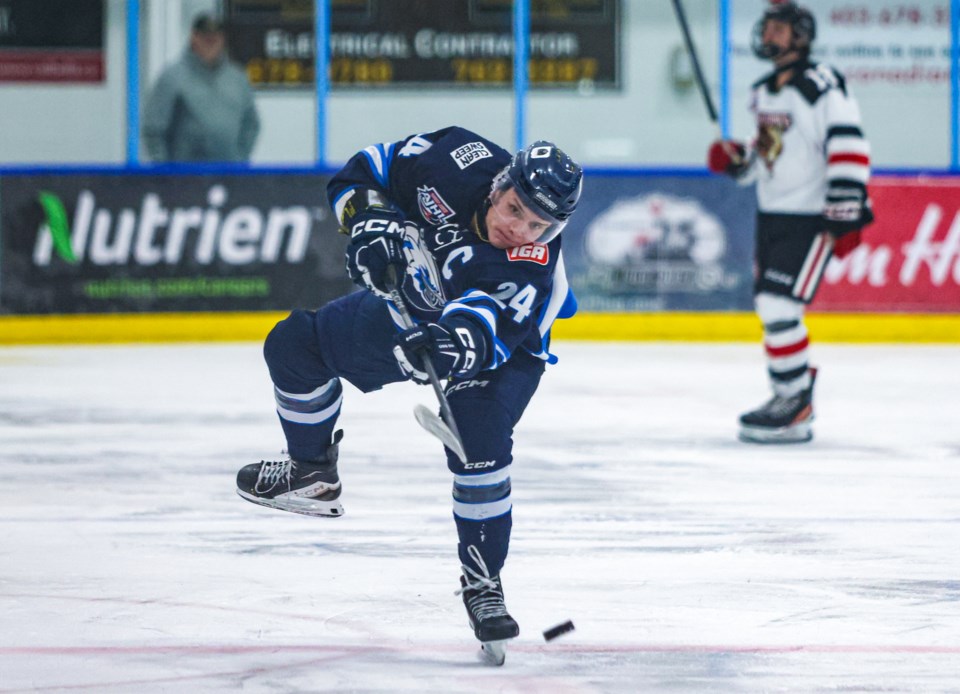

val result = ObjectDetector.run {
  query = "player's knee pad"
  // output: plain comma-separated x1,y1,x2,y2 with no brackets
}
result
755,292,804,332
263,310,314,366
452,464,512,522
263,309,333,390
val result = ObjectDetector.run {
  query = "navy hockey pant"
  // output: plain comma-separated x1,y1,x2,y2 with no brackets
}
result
262,289,545,576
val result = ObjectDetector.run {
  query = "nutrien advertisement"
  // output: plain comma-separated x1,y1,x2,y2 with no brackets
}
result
0,174,351,314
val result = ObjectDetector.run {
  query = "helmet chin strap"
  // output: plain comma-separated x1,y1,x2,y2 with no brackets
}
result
760,39,807,64
770,56,807,77
756,42,781,60
472,197,492,243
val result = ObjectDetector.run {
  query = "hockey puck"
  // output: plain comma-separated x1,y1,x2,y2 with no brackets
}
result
543,619,575,642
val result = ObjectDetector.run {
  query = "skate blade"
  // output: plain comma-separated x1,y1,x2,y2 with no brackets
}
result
414,404,467,463
739,421,813,444
479,640,508,666
236,489,344,517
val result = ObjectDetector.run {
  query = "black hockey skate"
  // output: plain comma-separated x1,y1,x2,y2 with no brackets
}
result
739,368,817,444
236,430,344,517
456,545,519,666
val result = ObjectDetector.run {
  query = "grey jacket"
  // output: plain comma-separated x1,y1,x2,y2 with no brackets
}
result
142,50,260,162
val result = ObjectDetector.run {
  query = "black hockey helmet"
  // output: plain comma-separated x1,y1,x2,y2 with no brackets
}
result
752,1,816,60
491,140,583,243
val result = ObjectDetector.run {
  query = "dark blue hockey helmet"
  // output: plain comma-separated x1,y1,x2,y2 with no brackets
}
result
491,140,583,243
752,2,816,60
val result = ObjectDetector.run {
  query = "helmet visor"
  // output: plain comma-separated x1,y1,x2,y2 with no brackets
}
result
491,172,568,244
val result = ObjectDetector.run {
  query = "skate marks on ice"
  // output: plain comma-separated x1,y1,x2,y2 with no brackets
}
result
1,343,959,692
1,640,958,692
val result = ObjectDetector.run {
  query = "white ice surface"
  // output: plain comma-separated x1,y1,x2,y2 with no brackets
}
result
1,341,959,693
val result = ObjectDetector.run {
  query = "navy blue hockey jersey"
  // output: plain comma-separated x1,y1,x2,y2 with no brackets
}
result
327,126,577,370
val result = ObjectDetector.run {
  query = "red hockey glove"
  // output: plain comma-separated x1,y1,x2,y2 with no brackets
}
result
707,140,747,177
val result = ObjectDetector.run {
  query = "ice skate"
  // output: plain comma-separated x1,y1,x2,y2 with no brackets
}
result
456,545,519,666
739,369,817,444
236,430,344,517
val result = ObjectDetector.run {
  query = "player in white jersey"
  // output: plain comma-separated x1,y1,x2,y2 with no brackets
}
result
707,1,874,443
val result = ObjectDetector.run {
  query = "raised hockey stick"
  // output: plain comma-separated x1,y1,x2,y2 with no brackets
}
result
670,0,719,128
385,268,468,464
671,0,743,164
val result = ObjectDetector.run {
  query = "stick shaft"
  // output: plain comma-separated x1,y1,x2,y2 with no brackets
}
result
671,0,718,124
386,272,466,455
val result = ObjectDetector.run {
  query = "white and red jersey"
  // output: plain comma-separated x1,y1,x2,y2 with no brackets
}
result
740,60,871,222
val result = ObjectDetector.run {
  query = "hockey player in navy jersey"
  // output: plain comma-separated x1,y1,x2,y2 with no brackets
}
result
235,127,583,663
706,2,874,443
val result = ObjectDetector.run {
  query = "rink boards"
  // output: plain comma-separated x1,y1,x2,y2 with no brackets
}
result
1,169,958,343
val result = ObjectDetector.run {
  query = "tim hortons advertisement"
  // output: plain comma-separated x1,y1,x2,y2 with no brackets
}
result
0,174,352,314
814,177,960,312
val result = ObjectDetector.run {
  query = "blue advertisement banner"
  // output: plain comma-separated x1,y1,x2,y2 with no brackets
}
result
562,173,758,312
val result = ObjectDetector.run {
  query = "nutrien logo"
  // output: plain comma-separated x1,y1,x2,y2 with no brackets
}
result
33,185,320,267
37,191,77,263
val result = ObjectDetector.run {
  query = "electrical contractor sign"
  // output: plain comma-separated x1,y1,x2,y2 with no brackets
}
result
224,0,620,89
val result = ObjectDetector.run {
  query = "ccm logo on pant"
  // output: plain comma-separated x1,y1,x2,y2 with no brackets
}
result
463,460,496,470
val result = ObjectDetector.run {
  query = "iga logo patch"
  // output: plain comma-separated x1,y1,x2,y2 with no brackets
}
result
417,186,456,226
507,243,549,265
451,142,492,170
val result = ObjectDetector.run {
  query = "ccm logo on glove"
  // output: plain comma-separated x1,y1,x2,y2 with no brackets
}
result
350,217,405,238
392,319,487,384
344,210,409,298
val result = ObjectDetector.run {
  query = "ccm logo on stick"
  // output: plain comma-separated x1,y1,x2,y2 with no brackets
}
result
507,243,549,265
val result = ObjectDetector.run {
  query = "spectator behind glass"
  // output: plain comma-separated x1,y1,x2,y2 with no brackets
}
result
142,13,260,163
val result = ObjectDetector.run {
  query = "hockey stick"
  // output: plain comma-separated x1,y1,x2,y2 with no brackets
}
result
385,267,468,464
670,0,719,128
671,0,743,164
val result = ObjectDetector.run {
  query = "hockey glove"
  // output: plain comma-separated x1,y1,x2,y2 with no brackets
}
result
707,140,747,177
824,184,874,229
824,183,874,259
393,317,488,384
344,207,409,298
